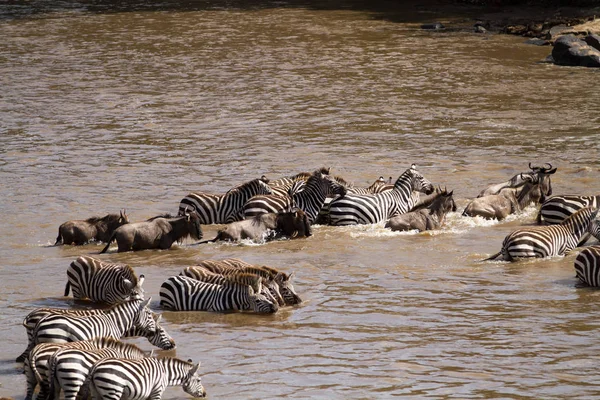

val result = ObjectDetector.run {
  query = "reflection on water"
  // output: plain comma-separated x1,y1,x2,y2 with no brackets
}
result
2,0,600,399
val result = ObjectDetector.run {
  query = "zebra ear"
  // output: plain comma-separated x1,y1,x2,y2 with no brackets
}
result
123,279,133,290
138,274,145,288
288,271,295,281
155,314,162,323
411,163,417,170
141,297,152,308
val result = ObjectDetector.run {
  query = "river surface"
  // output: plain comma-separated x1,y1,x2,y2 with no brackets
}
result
2,0,600,399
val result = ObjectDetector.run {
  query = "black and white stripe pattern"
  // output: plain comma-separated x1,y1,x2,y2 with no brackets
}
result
65,256,144,304
18,307,173,363
485,207,599,261
88,356,206,400
48,338,147,400
177,177,272,224
537,195,600,225
243,170,347,224
191,259,302,306
328,164,435,226
159,275,278,314
25,338,123,400
574,245,600,287
32,298,156,347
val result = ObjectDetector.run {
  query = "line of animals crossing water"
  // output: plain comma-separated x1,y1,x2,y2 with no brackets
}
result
17,163,600,400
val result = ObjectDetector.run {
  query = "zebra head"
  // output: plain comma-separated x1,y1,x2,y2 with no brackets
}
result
323,174,347,198
407,164,434,195
144,314,176,350
276,272,302,306
587,213,600,241
182,361,207,398
129,274,145,300
132,297,157,334
248,284,279,314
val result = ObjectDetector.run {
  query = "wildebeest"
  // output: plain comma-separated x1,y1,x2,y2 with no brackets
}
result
201,209,311,244
463,174,542,220
55,210,129,245
476,163,557,198
101,211,202,253
385,189,456,232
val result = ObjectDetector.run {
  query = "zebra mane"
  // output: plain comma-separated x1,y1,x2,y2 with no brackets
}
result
85,214,120,224
332,175,353,188
222,272,262,292
89,336,145,354
223,178,268,198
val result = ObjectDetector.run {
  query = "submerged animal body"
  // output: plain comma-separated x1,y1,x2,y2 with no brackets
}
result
55,210,129,245
101,211,202,253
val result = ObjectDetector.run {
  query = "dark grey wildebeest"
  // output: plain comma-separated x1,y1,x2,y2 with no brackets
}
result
476,163,557,198
201,209,311,244
101,211,202,253
386,189,456,232
55,210,129,245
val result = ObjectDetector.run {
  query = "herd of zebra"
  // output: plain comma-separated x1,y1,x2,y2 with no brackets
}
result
19,254,302,400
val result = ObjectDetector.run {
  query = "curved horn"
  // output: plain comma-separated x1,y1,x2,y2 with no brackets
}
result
544,163,553,171
529,162,534,170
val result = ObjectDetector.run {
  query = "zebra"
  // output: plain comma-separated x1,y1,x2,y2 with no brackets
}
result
574,245,600,287
88,356,206,400
327,164,435,226
32,298,156,347
64,256,144,304
193,258,302,305
159,275,278,313
177,176,272,224
24,316,174,400
181,265,285,306
537,195,600,225
484,207,599,262
243,169,347,224
17,306,173,362
48,338,148,400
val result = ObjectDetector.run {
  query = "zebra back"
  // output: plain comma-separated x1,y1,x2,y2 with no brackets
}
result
48,338,147,400
66,256,143,304
537,195,600,225
498,207,599,260
178,177,272,224
575,245,600,287
88,356,205,400
32,298,155,346
159,275,277,313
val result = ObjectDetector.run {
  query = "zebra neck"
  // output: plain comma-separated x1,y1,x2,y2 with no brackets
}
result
161,358,192,386
105,301,139,333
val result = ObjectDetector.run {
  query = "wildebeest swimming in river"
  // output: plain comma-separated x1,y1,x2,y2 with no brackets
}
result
100,211,202,253
55,210,129,245
385,188,456,232
200,209,312,244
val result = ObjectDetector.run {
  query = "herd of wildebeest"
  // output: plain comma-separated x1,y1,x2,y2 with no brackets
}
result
16,162,600,400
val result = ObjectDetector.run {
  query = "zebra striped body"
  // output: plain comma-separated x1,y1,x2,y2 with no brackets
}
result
182,265,284,306
25,337,130,400
177,177,272,224
192,259,302,305
486,207,599,261
574,245,600,287
32,298,156,347
328,164,434,226
537,195,600,225
159,275,278,313
243,170,347,224
48,339,147,400
88,356,206,400
65,256,143,304
18,307,174,362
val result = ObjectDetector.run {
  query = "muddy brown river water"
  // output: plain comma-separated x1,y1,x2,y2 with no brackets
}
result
2,0,600,399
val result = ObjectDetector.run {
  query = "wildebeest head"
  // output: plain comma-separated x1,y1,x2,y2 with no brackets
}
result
277,209,312,238
529,162,557,197
183,209,203,241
